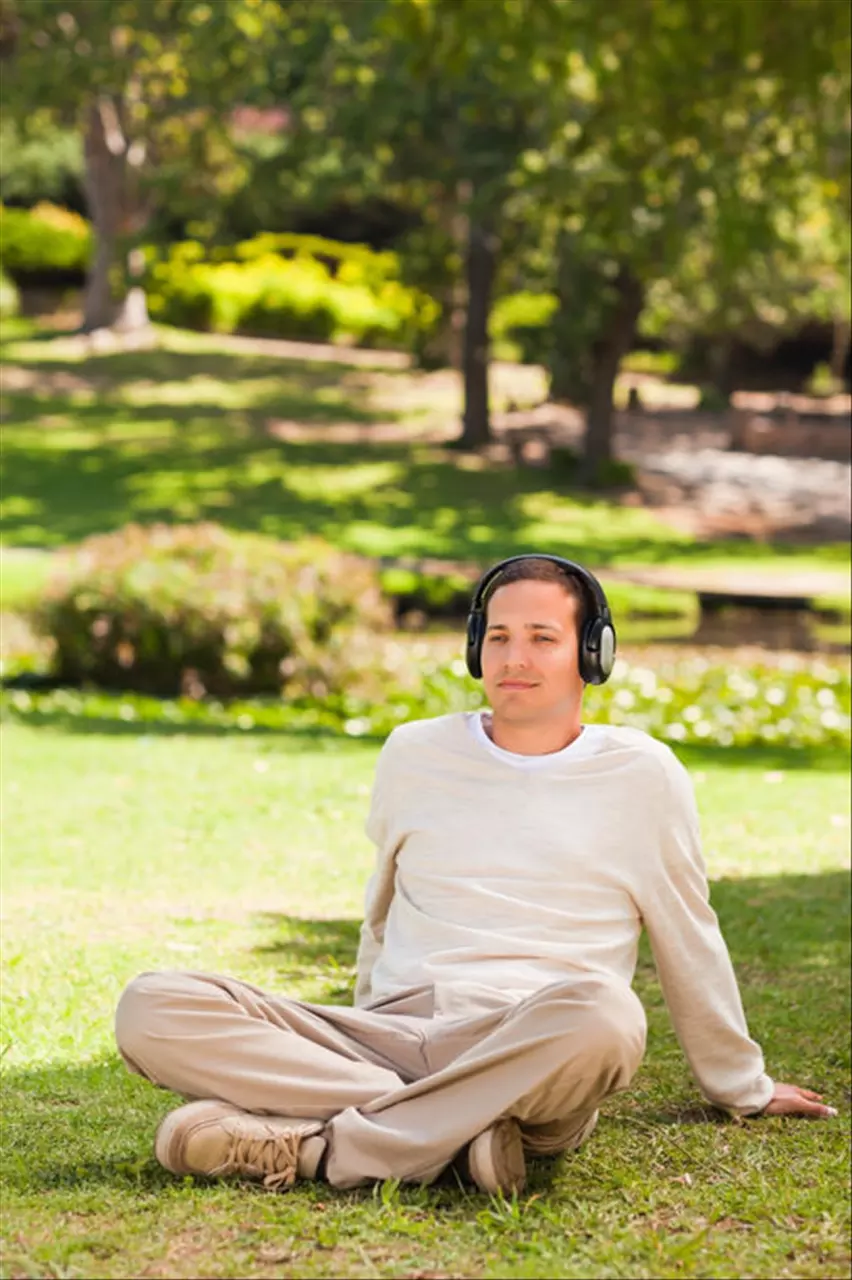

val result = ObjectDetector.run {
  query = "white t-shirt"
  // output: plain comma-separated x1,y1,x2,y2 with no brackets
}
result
468,709,604,769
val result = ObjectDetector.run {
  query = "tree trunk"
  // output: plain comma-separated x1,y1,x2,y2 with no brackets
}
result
583,268,644,476
830,315,850,385
459,220,497,449
418,185,468,370
115,247,149,334
546,235,599,407
82,96,148,333
707,336,734,403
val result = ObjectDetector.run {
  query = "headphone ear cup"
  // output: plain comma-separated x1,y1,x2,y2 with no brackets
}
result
465,613,485,679
598,622,616,680
580,617,616,685
578,618,598,684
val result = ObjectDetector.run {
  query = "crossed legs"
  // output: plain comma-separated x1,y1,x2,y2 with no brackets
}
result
115,969,647,1188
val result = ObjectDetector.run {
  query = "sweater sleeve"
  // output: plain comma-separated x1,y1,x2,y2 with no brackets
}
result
353,733,401,1006
637,752,774,1115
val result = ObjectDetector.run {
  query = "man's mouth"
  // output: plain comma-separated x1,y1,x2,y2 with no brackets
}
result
498,680,537,689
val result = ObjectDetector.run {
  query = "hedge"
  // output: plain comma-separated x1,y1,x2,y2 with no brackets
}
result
0,206,556,360
143,238,439,348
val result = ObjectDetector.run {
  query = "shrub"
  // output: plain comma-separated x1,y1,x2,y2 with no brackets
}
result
0,202,92,277
145,242,438,348
0,121,85,211
32,524,394,699
231,232,401,291
237,256,340,341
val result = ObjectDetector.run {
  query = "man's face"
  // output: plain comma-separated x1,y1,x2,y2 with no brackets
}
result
480,579,585,724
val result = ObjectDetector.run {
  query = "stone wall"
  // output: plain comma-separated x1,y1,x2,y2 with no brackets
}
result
728,409,851,461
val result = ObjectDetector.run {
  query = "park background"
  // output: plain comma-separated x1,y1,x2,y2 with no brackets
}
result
0,2,850,1278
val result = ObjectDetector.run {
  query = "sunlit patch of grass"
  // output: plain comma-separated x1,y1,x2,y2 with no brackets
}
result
0,547,54,614
283,459,408,501
117,374,288,409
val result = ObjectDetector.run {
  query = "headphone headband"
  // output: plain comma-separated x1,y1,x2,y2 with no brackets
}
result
470,554,611,620
465,553,616,685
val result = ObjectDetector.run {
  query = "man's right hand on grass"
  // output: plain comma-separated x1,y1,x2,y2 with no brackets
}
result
762,1082,838,1118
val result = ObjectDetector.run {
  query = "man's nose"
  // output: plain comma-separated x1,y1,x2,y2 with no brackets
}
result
502,641,532,667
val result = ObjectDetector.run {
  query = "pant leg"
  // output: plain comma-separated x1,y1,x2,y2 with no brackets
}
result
325,974,646,1188
114,969,433,1120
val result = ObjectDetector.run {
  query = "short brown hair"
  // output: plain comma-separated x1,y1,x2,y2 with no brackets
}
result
483,557,587,635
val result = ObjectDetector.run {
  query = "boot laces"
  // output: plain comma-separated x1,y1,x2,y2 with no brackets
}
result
213,1125,302,1190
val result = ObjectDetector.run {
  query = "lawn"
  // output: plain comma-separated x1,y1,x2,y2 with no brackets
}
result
1,323,849,579
1,317,849,1277
1,716,849,1279
1,322,848,657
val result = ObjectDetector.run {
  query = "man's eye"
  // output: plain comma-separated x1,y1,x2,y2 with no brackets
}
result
534,635,555,643
487,634,507,643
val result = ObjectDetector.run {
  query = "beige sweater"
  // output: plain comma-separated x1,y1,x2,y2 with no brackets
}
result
354,711,774,1116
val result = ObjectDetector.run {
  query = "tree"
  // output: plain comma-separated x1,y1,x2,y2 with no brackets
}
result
274,0,849,459
270,0,582,448
0,0,278,331
524,0,852,472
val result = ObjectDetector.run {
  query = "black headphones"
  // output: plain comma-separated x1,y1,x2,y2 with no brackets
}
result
465,554,617,685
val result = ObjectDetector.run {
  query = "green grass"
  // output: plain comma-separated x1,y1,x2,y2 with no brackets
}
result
1,324,849,582
1,717,849,1279
0,547,54,611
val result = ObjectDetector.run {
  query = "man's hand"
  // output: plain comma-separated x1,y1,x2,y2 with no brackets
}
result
762,1082,837,1118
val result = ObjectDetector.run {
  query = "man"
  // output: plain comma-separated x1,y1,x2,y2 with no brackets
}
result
115,554,836,1196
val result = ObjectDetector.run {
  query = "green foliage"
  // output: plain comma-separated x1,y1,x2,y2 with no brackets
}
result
697,385,731,412
490,290,557,363
145,238,439,347
0,1,289,326
0,202,91,277
622,350,681,377
32,524,394,700
0,117,84,210
640,182,851,377
493,0,852,448
591,457,638,490
378,567,473,618
5,653,849,755
228,232,402,287
233,258,340,342
807,361,846,398
0,266,20,318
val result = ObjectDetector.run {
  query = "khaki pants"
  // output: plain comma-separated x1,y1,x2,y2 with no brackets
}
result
115,969,646,1189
